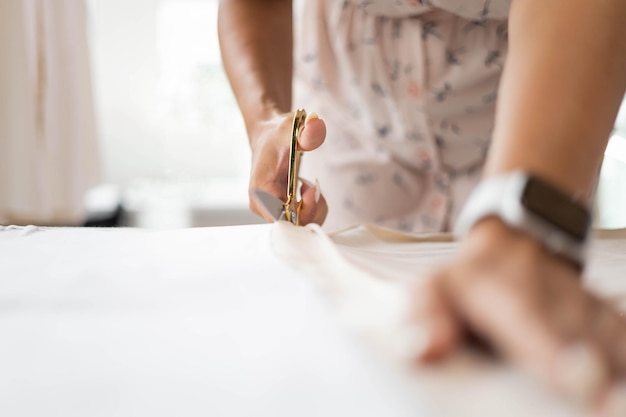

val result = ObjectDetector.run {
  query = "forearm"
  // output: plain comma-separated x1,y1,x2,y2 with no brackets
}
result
486,0,626,203
218,0,293,140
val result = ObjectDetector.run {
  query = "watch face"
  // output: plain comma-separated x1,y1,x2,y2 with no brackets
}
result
521,177,590,242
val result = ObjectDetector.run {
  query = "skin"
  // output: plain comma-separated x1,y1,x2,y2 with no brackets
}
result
219,0,626,412
218,0,328,225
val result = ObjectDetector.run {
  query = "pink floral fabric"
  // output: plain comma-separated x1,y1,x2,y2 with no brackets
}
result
295,0,511,233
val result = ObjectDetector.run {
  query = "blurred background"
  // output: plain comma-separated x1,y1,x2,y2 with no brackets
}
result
88,0,259,228
0,0,625,229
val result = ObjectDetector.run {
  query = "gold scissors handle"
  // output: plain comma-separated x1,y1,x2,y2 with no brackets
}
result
284,109,306,224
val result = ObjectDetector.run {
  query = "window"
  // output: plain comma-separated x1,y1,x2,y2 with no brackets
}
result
87,0,258,227
88,0,249,186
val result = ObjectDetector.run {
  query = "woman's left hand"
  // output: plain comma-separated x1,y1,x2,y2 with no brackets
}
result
412,217,626,414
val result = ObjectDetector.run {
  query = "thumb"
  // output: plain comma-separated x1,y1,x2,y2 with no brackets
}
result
298,112,326,151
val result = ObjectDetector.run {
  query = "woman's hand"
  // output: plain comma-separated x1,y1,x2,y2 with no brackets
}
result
248,111,328,225
412,218,626,414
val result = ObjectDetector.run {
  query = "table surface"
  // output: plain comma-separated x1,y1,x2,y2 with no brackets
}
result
1,224,624,417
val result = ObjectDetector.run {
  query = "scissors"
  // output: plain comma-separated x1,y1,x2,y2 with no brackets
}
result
253,109,307,225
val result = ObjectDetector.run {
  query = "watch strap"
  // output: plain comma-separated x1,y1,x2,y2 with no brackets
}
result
454,172,590,271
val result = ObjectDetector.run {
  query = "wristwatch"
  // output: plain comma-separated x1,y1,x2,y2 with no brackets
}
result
454,171,592,271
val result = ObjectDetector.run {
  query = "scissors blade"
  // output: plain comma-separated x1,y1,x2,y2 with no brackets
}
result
285,109,307,224
252,190,286,222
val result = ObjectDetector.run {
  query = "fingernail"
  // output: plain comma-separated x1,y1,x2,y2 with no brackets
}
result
554,344,610,406
299,177,314,188
305,112,319,124
602,383,626,417
315,178,321,204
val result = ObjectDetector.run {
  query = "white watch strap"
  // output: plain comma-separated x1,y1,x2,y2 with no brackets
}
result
454,172,588,270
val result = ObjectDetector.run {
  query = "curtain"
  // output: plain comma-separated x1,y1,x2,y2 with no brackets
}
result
0,0,99,225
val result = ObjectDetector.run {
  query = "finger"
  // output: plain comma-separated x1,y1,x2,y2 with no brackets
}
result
585,302,626,416
248,142,291,221
299,180,327,225
590,302,626,381
600,383,626,417
298,112,326,151
410,271,461,362
583,297,626,378
248,111,315,222
544,268,626,379
445,270,610,404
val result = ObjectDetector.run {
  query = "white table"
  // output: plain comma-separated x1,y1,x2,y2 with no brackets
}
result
1,224,624,417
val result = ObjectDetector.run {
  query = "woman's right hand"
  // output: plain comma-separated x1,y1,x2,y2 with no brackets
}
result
248,111,328,226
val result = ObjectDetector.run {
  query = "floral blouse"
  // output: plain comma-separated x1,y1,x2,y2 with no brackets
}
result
295,0,512,233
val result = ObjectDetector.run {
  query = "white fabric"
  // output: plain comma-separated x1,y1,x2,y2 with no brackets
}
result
272,222,626,354
0,0,99,225
1,223,625,416
352,0,511,19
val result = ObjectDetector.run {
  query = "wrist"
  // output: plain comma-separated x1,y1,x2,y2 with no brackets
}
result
466,216,538,251
464,217,583,274
455,171,590,272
